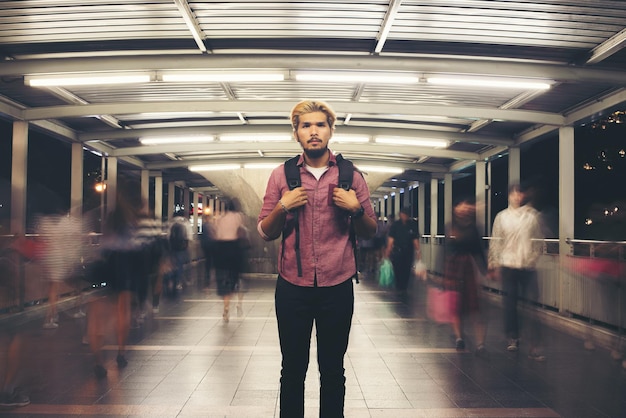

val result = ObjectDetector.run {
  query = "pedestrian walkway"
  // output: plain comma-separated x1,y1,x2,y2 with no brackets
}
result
1,275,625,417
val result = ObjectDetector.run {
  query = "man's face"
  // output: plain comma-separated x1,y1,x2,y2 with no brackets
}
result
509,189,524,208
294,111,333,159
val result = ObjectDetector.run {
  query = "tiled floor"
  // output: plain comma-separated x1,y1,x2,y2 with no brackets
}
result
1,275,626,417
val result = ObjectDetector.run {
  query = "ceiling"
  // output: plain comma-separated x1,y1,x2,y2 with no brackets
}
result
1,0,625,200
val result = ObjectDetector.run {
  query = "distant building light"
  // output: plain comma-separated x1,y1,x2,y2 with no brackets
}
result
582,162,595,170
585,218,593,225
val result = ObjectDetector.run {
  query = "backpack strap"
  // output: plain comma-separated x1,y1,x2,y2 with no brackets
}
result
284,155,301,190
336,154,360,283
282,155,303,277
336,153,354,191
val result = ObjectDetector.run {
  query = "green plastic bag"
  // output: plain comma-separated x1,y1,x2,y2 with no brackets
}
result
378,258,395,288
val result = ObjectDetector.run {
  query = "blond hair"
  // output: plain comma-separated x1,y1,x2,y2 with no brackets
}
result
290,100,336,130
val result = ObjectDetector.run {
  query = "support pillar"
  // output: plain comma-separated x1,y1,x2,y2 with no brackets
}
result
508,147,521,186
167,182,175,220
154,173,163,221
418,182,425,236
10,121,28,236
430,178,438,236
444,173,452,232
141,169,149,206
559,126,575,314
476,160,487,236
106,157,117,215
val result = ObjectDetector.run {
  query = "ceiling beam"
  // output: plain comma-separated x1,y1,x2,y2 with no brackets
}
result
23,100,565,125
144,157,448,173
110,141,479,160
3,54,626,86
80,124,513,146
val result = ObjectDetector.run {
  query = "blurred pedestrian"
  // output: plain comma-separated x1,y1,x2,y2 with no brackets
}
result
444,199,488,354
164,212,191,298
36,207,82,329
488,184,545,361
0,249,30,407
386,207,421,296
134,207,165,320
200,212,216,292
0,330,30,408
89,179,145,377
213,199,245,322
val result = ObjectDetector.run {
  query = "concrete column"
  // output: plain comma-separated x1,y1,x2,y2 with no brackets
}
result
508,146,521,186
475,160,487,236
183,187,190,218
418,182,425,236
141,169,149,206
70,143,83,219
392,192,399,219
10,121,28,236
154,173,163,221
192,191,200,237
106,157,117,215
559,126,575,314
167,182,175,220
430,178,438,236
486,161,492,236
444,173,452,232
202,194,208,215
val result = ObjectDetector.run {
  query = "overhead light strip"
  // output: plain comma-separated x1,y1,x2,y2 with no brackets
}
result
219,134,292,142
140,135,215,145
376,137,449,148
161,73,284,82
190,164,241,172
426,77,551,90
25,73,152,87
295,71,419,84
357,165,404,174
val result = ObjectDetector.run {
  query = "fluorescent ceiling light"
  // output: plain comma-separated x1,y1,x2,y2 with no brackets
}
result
25,73,151,87
162,72,284,82
376,137,449,148
426,77,551,90
358,165,404,174
140,135,214,145
243,163,280,169
219,134,292,142
189,164,241,172
295,71,419,84
331,135,370,144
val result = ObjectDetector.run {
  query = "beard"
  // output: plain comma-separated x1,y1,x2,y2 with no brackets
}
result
303,146,328,160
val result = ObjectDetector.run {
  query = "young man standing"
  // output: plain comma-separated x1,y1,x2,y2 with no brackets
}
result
258,100,377,417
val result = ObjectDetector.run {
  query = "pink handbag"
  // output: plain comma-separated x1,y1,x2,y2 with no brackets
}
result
426,285,460,324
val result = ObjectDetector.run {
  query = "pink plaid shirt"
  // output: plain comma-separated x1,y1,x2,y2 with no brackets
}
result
257,152,376,287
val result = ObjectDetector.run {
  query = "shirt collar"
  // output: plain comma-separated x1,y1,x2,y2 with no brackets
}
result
296,149,337,167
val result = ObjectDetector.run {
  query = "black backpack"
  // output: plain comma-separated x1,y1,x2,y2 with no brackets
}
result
283,153,360,282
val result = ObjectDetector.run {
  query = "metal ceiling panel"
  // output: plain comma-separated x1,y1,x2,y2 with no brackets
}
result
0,0,624,197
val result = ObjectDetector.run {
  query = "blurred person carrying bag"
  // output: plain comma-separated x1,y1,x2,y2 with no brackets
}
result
378,258,395,288
426,276,460,324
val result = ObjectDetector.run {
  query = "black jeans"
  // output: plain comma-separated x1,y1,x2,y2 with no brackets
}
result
391,251,413,292
275,276,354,418
501,267,541,346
